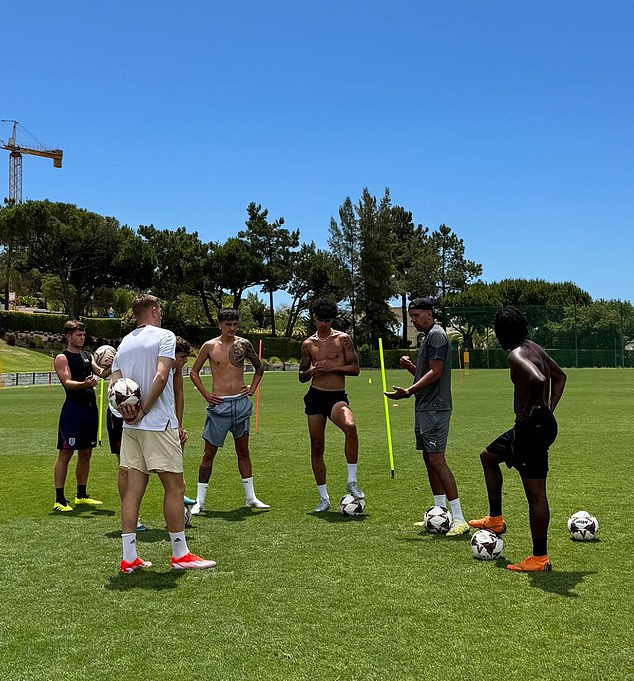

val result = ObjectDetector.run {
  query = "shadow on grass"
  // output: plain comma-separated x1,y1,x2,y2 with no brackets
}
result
49,507,115,518
495,558,597,597
104,529,169,543
397,530,470,542
308,510,367,523
201,507,268,522
106,569,185,592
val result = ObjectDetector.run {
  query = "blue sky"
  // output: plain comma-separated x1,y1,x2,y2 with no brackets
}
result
3,1,633,303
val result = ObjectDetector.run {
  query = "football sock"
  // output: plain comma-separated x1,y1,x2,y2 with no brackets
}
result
122,533,137,563
488,497,503,517
77,485,88,499
242,476,255,502
55,488,67,505
433,494,447,508
533,540,548,557
317,484,329,501
196,482,208,506
448,498,465,522
169,531,189,559
346,463,358,483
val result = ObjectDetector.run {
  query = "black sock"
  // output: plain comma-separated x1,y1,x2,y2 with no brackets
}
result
77,485,87,499
55,488,67,505
488,497,502,517
533,541,548,556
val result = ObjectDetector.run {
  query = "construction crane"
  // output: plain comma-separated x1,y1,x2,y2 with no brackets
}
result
1,120,63,204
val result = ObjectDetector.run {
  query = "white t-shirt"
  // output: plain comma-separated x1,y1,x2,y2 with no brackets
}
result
112,325,177,431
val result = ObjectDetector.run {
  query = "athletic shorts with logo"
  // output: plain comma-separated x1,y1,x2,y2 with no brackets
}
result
203,395,253,447
57,400,98,450
414,409,451,453
304,386,349,418
486,407,558,479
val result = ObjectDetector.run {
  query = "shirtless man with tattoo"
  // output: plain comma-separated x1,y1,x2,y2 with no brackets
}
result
189,309,269,512
299,299,364,513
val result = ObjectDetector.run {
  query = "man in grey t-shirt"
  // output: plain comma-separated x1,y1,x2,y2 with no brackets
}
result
386,297,468,536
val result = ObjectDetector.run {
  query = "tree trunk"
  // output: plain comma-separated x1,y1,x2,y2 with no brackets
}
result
401,293,408,347
269,288,276,336
199,290,215,325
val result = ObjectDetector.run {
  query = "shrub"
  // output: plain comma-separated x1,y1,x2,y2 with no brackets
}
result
267,356,283,365
5,332,16,346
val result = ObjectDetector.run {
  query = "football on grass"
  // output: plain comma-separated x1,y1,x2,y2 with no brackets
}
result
339,494,365,517
423,505,452,534
93,344,116,369
471,529,504,560
567,511,599,541
108,378,141,410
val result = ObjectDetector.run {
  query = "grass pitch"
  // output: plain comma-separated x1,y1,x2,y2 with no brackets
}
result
0,369,631,681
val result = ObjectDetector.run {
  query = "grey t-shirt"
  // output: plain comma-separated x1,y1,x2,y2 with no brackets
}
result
414,324,452,411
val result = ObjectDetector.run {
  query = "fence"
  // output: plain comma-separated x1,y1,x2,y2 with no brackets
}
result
439,303,633,369
0,363,301,389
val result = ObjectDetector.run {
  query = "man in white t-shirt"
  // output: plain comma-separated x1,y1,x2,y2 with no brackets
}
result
110,294,216,573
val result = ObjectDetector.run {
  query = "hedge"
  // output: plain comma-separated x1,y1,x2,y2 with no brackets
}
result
0,311,122,338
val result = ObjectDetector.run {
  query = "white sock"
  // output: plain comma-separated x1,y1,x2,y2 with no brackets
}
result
197,482,209,506
169,531,189,559
448,498,465,522
433,494,447,508
122,533,137,563
317,483,329,501
346,463,358,484
242,476,255,502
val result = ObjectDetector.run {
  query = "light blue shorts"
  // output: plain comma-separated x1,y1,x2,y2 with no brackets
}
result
203,395,253,448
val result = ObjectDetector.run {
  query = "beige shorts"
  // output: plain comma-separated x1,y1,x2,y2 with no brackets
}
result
120,428,183,474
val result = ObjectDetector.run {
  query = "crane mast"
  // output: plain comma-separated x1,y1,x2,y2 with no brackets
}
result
1,120,63,204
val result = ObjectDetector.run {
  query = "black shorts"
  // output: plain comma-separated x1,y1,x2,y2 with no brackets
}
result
57,400,98,451
486,407,558,479
304,387,349,419
106,409,124,456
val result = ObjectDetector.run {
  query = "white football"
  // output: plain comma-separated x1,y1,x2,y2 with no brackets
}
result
423,505,452,534
339,494,365,517
108,377,141,410
471,529,504,560
94,344,116,369
567,511,599,541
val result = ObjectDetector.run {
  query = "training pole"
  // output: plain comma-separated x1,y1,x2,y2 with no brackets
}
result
255,338,263,433
98,377,105,446
378,338,395,478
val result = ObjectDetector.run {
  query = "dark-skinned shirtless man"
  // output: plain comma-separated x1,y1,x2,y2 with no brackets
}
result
469,306,567,572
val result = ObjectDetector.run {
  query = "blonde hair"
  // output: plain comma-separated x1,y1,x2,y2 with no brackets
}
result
132,293,160,318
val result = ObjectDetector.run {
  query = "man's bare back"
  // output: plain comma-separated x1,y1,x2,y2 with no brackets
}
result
508,340,566,420
299,330,359,390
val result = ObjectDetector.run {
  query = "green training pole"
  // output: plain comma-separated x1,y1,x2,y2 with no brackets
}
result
378,338,395,477
98,378,105,446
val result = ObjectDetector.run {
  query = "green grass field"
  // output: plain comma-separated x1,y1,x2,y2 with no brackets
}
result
0,369,632,681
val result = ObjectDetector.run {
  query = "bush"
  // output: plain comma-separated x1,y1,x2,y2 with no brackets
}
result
5,332,16,346
267,356,283,365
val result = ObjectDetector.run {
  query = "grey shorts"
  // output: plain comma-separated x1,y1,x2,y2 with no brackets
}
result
415,409,451,453
203,395,253,448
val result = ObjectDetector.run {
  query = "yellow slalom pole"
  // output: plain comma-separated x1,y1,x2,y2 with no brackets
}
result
378,338,395,478
255,338,263,433
98,377,105,446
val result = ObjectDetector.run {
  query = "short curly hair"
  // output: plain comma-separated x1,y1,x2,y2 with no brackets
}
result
494,306,528,350
311,299,338,320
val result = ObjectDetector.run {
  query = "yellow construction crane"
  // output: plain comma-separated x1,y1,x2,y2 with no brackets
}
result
1,120,63,204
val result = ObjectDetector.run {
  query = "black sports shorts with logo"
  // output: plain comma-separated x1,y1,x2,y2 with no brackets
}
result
304,386,349,419
486,406,558,479
57,400,98,450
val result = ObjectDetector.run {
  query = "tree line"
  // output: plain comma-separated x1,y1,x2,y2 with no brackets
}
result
1,192,631,350
0,190,482,348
